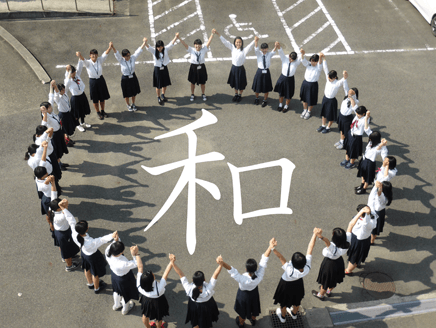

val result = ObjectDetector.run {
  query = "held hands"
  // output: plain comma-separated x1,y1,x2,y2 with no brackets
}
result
313,227,323,238
130,245,139,256
169,253,176,262
300,48,305,56
319,52,324,58
175,32,180,38
50,80,56,88
47,175,55,183
275,41,280,49
58,199,69,210
343,70,348,79
216,255,223,265
366,110,371,118
143,37,147,43
41,140,48,148
254,35,259,42
112,230,118,239
269,237,277,249
109,41,114,49
380,138,387,147
76,51,81,57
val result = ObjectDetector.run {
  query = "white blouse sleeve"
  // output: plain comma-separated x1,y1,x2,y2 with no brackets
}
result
219,36,233,51
243,40,255,56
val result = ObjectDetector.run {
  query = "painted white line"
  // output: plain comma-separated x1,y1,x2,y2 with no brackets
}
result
194,0,211,58
270,0,300,51
301,21,330,46
151,0,163,6
154,0,193,20
154,11,198,37
184,27,202,38
147,0,156,40
291,7,322,29
282,0,306,15
321,38,341,53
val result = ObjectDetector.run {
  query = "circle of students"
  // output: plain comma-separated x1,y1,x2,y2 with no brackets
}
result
24,29,398,328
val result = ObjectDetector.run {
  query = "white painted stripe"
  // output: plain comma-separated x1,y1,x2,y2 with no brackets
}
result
321,38,340,53
301,21,330,46
147,0,156,41
270,0,299,51
291,7,322,30
184,27,202,38
282,0,306,15
154,0,193,20
194,0,211,58
151,0,163,6
315,0,353,53
154,11,198,37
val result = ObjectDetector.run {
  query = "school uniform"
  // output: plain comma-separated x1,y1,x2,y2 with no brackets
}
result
368,186,389,236
274,49,302,99
375,166,397,182
52,91,78,136
320,60,348,121
137,274,170,321
187,46,209,85
316,242,348,290
220,36,255,91
34,132,62,181
273,255,312,307
228,254,269,319
343,117,371,160
105,241,139,304
347,214,377,265
36,178,57,215
147,43,175,89
30,156,53,199
41,108,68,160
338,94,359,136
299,57,322,106
114,47,143,98
251,47,275,93
83,54,110,103
181,276,220,328
64,60,91,122
357,142,389,185
52,208,80,260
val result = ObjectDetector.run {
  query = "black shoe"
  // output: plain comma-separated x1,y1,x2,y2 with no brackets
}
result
261,100,267,107
277,106,283,112
66,141,74,148
87,284,94,289
355,184,364,190
61,166,68,171
282,107,289,113
235,316,244,328
355,188,367,195
254,98,260,105
232,94,238,102
97,112,104,120
312,290,325,300
249,318,256,326
69,139,75,145
61,163,69,168
158,97,164,106
94,281,107,294
161,94,168,102
317,126,325,132
236,95,242,102
101,110,109,118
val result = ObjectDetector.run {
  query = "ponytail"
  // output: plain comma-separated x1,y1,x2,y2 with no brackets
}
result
107,241,125,257
192,286,201,301
192,271,205,301
75,220,89,248
245,259,258,280
25,144,38,161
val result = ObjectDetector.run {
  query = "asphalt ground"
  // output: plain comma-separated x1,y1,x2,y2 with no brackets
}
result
1,0,436,327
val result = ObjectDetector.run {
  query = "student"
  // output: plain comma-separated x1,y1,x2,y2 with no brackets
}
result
340,106,371,170
368,181,393,244
213,29,255,102
48,198,81,272
137,254,175,328
172,255,223,328
251,38,277,107
51,81,77,146
316,54,348,128
65,54,91,132
374,156,397,183
272,229,319,323
177,32,214,102
77,44,112,119
219,238,276,328
69,218,116,294
335,87,359,149
26,141,56,199
112,38,148,111
345,205,376,274
312,228,350,300
105,235,139,315
34,167,57,224
144,34,179,105
300,52,323,119
273,43,303,113
33,126,62,183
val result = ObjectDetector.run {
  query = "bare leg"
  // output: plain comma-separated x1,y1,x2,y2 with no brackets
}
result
191,83,195,94
322,117,327,126
65,258,72,266
162,86,167,96
93,275,100,290
155,88,161,97
239,90,244,95
308,105,313,112
93,103,100,112
142,315,151,328
84,269,93,284
302,101,308,110
371,234,376,243
285,99,291,106
319,286,327,296
327,120,333,128
132,96,136,105
293,305,300,315
238,315,245,325
255,92,259,98
100,101,105,111
200,84,205,94
124,97,130,106
346,262,357,273
264,92,269,100
279,96,284,104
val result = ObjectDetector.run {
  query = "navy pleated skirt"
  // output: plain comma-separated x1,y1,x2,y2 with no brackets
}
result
273,278,304,307
40,194,51,215
372,208,386,236
227,65,247,91
316,257,345,290
274,74,295,99
70,93,91,121
111,270,139,303
48,152,62,181
347,234,371,266
300,80,318,106
121,73,141,98
234,287,261,319
52,129,68,160
53,227,80,259
357,157,377,184
153,66,172,89
82,249,107,278
320,96,338,121
58,111,78,136
185,297,219,328
89,76,110,103
337,112,353,135
344,131,363,159
139,294,170,320
188,63,208,85
251,68,273,93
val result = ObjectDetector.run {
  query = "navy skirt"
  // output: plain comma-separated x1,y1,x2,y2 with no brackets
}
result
185,297,219,328
251,68,273,93
139,294,170,320
70,93,91,121
188,63,208,85
153,66,171,89
54,227,80,259
52,129,68,160
316,257,345,290
121,73,141,98
40,194,51,215
58,111,78,136
273,278,304,307
48,152,62,181
320,96,338,121
337,112,353,135
82,249,107,278
89,76,110,103
227,65,247,90
300,80,318,106
357,157,377,184
274,74,295,99
234,287,261,319
344,131,363,159
347,234,371,266
111,270,139,303
372,208,386,236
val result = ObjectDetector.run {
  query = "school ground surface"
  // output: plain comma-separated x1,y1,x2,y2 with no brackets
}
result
1,1,436,327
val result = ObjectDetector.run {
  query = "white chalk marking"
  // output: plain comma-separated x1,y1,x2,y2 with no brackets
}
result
194,0,211,58
147,0,156,40
282,0,306,15
224,14,269,40
154,11,198,37
270,0,301,51
301,21,330,46
321,37,341,53
291,7,322,30
154,0,193,20
151,0,163,6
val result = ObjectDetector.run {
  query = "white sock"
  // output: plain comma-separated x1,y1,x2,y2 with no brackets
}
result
340,140,344,144
284,105,288,109
113,292,122,308
326,127,330,130
279,103,283,108
321,125,326,127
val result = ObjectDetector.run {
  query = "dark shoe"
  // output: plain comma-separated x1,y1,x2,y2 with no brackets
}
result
277,106,283,112
158,97,164,106
94,281,107,294
355,184,364,190
61,163,69,168
322,128,331,134
340,160,349,167
161,94,168,102
282,107,289,113
312,290,325,300
345,162,357,169
87,284,94,289
101,110,108,118
254,98,260,105
66,140,74,147
61,166,68,171
357,264,363,269
317,126,325,132
326,291,332,297
355,188,367,195
236,95,242,102
249,318,256,326
235,316,244,327
97,112,104,120
232,95,238,102
261,100,267,107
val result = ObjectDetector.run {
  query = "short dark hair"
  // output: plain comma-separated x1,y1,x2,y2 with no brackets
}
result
309,54,319,62
260,43,268,49
351,87,359,99
107,241,125,257
49,198,61,211
387,155,396,170
245,259,258,280
35,125,48,136
90,49,98,55
40,101,51,110
70,65,76,73
56,83,65,91
355,105,367,116
121,49,130,57
291,252,306,270
289,52,297,60
368,131,382,147
328,70,338,80
332,228,350,249
34,166,48,179
140,271,155,292
194,39,202,45
382,181,393,206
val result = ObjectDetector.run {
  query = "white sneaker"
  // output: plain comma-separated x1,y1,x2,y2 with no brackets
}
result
202,94,207,101
336,143,344,150
77,125,85,132
82,123,91,128
304,111,312,120
131,104,138,111
127,104,133,111
300,109,307,118
113,304,122,311
121,301,135,315
276,308,286,323
190,94,195,101
334,141,341,147
287,307,297,320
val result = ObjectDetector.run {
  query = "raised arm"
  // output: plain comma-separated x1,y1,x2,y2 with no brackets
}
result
315,227,330,247
273,243,287,266
264,237,277,257
254,35,259,48
205,31,214,48
137,254,144,273
162,254,175,280
218,256,232,270
212,256,224,280
143,37,150,49
347,206,371,233
244,39,256,55
306,230,318,256
105,42,112,55
178,34,189,49
172,260,185,278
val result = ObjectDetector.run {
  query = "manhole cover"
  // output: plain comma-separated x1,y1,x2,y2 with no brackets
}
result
269,309,306,328
361,272,395,299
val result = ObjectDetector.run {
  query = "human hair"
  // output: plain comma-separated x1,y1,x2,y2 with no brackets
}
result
351,87,359,99
387,155,396,170
309,54,319,62
75,220,88,248
356,204,367,212
49,198,61,211
34,166,47,179
194,39,202,45
381,181,393,206
89,49,98,55
192,271,205,301
140,271,155,292
25,144,39,160
289,52,297,60
245,259,258,280
57,83,65,92
40,101,51,110
121,49,130,57
368,131,382,148
260,43,268,49
70,65,76,74
331,228,350,249
328,70,338,80
233,36,244,50
155,40,165,60
291,252,306,270
35,125,48,137
107,241,125,257
355,105,367,116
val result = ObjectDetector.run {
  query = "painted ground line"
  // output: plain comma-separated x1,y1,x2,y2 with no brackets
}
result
282,0,306,15
301,21,330,46
194,0,211,58
154,12,198,37
292,6,322,30
154,0,193,20
151,0,163,6
270,0,300,51
147,0,156,42
321,38,341,53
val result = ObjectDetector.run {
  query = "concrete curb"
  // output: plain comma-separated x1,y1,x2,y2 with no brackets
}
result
0,25,50,84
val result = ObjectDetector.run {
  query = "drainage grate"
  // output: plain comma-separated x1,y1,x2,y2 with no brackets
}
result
269,309,306,328
360,272,396,299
